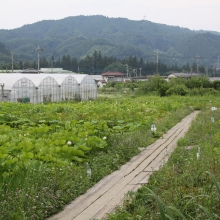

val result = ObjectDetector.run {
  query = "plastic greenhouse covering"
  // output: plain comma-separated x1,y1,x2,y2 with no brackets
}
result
0,74,97,104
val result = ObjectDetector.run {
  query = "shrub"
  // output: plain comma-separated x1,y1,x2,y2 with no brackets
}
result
189,88,219,96
185,76,212,89
212,80,220,90
166,84,189,96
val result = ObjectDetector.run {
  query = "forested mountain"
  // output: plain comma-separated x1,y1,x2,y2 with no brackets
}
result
0,15,220,68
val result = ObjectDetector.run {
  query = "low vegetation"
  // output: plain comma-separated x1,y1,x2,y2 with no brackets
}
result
106,105,220,219
100,75,220,97
0,77,220,219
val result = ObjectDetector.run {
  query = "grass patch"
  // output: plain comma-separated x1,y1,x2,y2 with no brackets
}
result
107,105,220,219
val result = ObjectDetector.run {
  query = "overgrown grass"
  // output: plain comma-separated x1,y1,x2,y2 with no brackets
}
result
106,105,220,219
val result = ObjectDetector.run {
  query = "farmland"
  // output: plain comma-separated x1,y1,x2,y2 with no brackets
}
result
0,94,220,219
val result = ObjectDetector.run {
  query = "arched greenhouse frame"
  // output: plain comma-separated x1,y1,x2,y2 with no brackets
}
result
0,74,97,104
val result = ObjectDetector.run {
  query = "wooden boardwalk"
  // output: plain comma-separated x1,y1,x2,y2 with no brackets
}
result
48,111,199,220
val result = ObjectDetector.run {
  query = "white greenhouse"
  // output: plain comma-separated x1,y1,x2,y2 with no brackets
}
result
0,74,97,104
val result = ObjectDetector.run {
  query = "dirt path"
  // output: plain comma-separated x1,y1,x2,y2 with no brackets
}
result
48,111,199,220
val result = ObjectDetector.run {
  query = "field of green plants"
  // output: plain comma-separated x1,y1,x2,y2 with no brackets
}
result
0,92,220,219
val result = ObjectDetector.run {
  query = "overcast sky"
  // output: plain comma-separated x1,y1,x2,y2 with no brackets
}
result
1,0,220,32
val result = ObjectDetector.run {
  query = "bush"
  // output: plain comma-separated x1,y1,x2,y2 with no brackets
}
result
189,88,200,96
189,88,219,96
185,76,212,89
199,88,219,96
166,84,189,96
212,80,220,90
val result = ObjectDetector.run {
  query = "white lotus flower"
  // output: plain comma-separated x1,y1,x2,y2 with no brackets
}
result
67,141,72,145
151,124,156,131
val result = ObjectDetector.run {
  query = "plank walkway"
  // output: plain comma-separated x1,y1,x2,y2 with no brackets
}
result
48,111,199,220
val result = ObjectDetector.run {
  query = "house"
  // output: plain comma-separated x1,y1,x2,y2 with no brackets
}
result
209,77,220,82
90,75,107,87
131,76,148,82
101,71,126,82
167,73,200,80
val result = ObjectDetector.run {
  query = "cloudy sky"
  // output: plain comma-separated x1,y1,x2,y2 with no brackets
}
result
1,0,220,32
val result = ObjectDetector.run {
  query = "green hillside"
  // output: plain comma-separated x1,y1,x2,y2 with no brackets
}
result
0,15,220,67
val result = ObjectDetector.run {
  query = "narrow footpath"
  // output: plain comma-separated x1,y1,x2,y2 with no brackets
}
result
48,111,199,220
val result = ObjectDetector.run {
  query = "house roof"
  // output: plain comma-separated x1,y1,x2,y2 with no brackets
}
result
168,73,200,78
99,80,106,83
209,77,220,82
90,75,103,80
101,71,125,77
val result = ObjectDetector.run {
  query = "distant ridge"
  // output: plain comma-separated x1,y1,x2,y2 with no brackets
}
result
0,15,220,66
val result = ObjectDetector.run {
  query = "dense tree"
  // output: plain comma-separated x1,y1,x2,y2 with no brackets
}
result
182,63,191,72
0,50,211,76
40,57,49,68
71,58,78,72
103,62,126,73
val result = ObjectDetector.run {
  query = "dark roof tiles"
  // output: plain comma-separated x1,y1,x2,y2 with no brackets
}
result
101,71,125,76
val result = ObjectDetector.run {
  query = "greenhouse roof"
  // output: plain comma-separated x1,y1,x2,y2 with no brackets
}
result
49,74,77,85
0,74,95,90
72,74,91,84
0,74,28,90
21,74,58,87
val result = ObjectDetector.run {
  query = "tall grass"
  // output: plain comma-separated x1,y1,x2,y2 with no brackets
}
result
106,105,220,220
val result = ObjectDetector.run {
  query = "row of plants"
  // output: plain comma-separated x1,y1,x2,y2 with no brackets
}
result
99,76,220,97
139,76,220,97
106,102,220,219
0,95,218,219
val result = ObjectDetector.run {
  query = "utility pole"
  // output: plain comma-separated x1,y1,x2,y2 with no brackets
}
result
155,49,159,74
125,64,129,78
51,60,53,73
205,67,208,76
11,49,14,73
195,55,201,74
139,68,142,77
34,45,43,74
217,55,220,70
133,69,137,77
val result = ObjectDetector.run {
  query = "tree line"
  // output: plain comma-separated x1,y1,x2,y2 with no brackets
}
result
0,50,217,76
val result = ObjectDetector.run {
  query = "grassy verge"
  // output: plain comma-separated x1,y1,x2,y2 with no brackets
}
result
106,105,220,219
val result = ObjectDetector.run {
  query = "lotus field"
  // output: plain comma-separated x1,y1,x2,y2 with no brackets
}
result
0,96,189,176
0,95,220,219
